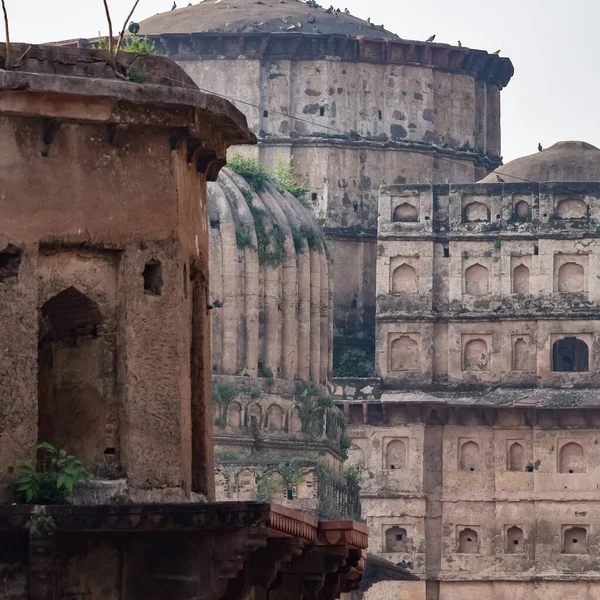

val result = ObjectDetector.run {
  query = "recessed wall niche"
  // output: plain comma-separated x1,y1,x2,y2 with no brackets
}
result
384,437,408,470
388,333,420,372
511,335,530,372
457,527,480,553
553,254,588,294
458,438,481,472
390,256,419,294
462,334,491,372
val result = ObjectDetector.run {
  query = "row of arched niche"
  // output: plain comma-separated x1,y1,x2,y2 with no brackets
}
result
348,438,587,473
215,399,303,433
391,197,589,224
387,336,590,373
390,260,587,296
383,525,588,555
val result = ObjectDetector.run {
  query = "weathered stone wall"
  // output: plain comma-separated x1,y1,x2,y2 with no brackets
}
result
0,47,254,503
344,403,600,598
376,182,600,388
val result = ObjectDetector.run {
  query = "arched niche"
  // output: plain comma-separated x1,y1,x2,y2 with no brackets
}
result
464,263,489,296
506,526,524,554
288,405,302,433
558,262,584,293
236,470,256,499
464,201,489,223
390,336,419,372
514,200,531,221
556,198,587,219
559,442,585,473
508,442,524,472
513,264,530,295
385,439,407,470
38,287,114,472
227,401,242,428
247,402,263,429
392,263,418,294
385,526,408,552
552,338,589,372
266,404,284,431
563,527,588,554
463,339,489,371
512,338,528,372
459,440,480,472
215,472,229,499
347,445,365,469
393,202,419,223
457,528,479,553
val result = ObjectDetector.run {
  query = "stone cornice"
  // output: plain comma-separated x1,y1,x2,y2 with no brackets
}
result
376,310,600,322
134,33,514,89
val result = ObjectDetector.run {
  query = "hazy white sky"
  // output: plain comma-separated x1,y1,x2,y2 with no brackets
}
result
3,0,596,162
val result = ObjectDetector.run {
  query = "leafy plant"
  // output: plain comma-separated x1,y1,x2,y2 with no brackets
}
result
344,466,361,487
251,472,284,502
334,349,375,378
213,382,240,429
8,442,89,504
236,225,254,249
272,157,309,208
122,33,157,55
31,514,57,536
493,238,502,249
227,155,270,192
258,365,275,386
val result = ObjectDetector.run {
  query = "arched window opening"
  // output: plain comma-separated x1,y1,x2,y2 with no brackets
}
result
514,201,531,221
392,263,418,294
236,470,256,499
390,336,419,371
385,527,408,553
512,264,530,295
385,439,407,470
508,442,524,472
552,338,589,372
464,263,489,296
464,202,489,223
227,402,242,428
558,262,584,293
38,287,114,474
506,526,524,554
463,339,489,371
393,203,419,223
460,441,480,472
512,338,528,372
266,404,284,431
559,442,585,474
563,527,588,554
556,198,587,219
457,528,479,553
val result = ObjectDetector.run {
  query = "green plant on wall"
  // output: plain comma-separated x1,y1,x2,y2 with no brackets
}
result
251,472,284,502
8,443,89,504
227,154,270,192
122,33,157,54
272,157,309,208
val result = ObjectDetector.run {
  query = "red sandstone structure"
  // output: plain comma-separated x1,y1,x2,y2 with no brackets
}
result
0,43,369,600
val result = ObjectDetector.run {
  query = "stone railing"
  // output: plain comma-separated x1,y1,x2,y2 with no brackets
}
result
317,472,361,522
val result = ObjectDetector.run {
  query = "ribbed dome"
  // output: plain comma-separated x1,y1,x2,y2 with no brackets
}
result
480,141,600,183
139,0,398,38
208,168,332,384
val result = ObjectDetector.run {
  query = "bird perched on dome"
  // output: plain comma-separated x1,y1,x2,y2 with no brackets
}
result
457,40,462,47
538,143,543,152
492,49,501,54
426,34,435,42
128,21,140,34
344,7,350,13
496,174,505,183
172,1,177,10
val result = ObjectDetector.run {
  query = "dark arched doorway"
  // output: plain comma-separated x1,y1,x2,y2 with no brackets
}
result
552,337,589,372
38,287,116,475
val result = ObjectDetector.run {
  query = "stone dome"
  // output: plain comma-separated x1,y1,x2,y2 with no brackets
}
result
208,168,332,384
480,141,600,183
139,0,398,38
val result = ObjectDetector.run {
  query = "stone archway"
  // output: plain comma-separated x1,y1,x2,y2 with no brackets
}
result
38,287,114,473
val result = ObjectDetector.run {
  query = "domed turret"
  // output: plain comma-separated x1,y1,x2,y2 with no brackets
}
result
139,0,399,38
208,167,332,384
480,141,600,183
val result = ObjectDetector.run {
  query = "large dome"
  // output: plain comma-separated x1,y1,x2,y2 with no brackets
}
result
480,141,600,183
208,168,332,384
139,0,398,38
